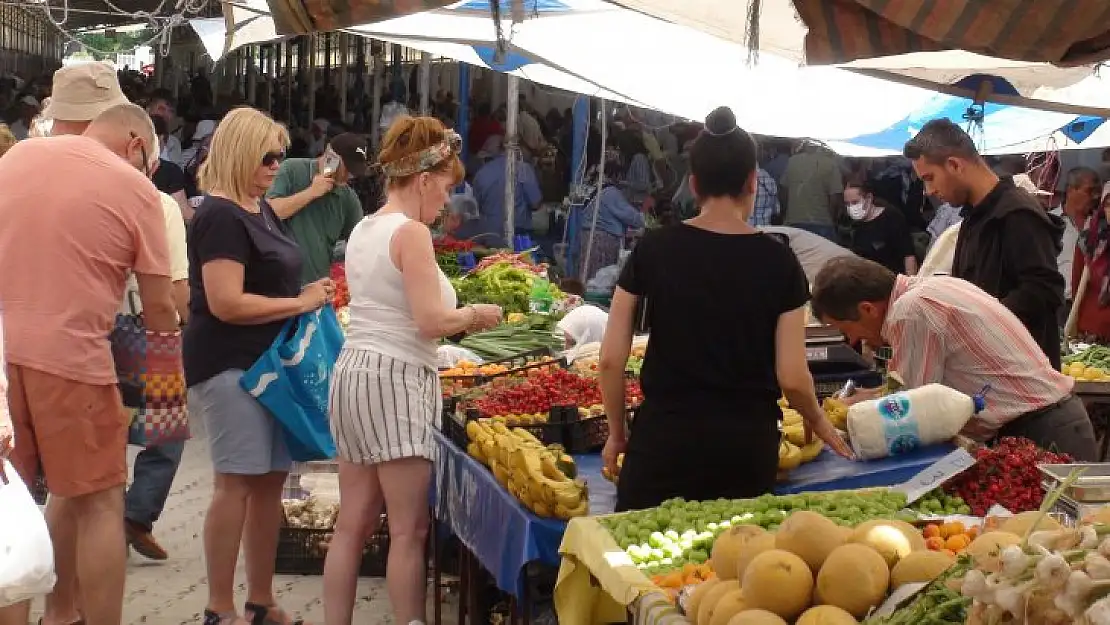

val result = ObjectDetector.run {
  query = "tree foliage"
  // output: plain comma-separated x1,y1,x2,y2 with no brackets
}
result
74,29,153,61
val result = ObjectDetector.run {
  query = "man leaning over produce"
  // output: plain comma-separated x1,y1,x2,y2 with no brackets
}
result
810,255,1098,461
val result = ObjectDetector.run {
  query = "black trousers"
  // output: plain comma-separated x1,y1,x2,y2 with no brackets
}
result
615,398,780,512
998,394,1099,461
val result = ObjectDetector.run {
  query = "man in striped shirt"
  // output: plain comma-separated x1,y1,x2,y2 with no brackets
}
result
811,256,1097,460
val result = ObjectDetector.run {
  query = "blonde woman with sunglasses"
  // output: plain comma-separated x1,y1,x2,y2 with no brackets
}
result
185,107,333,625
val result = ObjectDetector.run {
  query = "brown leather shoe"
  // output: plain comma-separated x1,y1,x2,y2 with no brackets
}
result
125,519,168,561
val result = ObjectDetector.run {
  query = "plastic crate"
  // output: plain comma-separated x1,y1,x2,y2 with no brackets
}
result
564,414,608,454
440,348,556,383
452,406,566,447
275,515,389,576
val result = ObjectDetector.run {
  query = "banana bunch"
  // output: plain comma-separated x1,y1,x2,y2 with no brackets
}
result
601,453,624,483
464,419,588,520
822,396,849,430
776,399,828,476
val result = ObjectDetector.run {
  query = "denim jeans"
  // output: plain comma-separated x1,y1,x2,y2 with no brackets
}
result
125,439,185,529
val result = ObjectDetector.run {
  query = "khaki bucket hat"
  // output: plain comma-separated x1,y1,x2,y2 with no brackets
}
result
43,62,130,122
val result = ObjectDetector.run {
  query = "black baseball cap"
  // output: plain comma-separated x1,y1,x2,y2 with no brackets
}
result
329,133,370,177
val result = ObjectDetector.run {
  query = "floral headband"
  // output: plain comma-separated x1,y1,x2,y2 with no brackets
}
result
381,130,463,178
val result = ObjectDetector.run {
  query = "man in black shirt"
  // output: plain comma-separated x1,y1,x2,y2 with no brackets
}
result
903,119,1066,368
150,115,191,221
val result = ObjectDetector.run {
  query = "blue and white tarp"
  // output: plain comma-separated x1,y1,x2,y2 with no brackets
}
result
837,94,1107,156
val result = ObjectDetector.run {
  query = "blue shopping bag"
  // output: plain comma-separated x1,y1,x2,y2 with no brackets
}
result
240,306,344,462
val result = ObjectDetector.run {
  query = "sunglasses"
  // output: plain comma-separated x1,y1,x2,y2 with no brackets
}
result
262,150,286,167
129,131,151,179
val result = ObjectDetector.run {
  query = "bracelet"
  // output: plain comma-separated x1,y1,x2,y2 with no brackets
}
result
464,305,478,332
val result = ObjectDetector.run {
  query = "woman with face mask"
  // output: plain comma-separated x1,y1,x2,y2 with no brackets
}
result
845,180,918,276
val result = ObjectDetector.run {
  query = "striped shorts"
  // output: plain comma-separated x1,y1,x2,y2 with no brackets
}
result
328,348,442,465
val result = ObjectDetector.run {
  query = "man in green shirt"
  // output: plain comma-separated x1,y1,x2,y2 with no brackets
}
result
268,132,368,283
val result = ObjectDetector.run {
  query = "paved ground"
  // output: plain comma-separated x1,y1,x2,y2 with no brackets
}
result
28,429,458,625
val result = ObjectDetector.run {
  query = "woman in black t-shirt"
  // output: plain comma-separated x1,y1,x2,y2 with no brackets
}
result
184,107,335,625
845,181,918,275
598,107,854,512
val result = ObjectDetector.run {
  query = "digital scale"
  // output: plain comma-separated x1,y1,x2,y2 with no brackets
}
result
806,324,873,373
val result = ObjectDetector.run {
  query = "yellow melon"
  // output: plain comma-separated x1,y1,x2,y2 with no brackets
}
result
848,519,926,568
965,532,1022,574
735,533,777,580
796,605,859,625
816,544,889,619
697,580,741,625
890,550,957,590
687,578,723,623
708,589,749,625
711,525,769,581
741,550,814,621
999,512,1063,538
726,610,788,625
775,510,846,572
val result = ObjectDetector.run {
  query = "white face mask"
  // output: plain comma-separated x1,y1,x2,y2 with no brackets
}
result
847,201,869,221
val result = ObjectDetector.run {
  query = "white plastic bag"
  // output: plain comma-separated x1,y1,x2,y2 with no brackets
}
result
437,345,484,369
0,460,56,607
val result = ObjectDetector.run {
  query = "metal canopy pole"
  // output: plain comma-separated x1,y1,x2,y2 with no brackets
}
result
338,33,348,123
307,34,317,123
582,97,607,281
418,52,432,115
371,50,384,151
503,74,520,248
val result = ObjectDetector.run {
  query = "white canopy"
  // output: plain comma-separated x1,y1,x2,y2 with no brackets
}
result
198,0,1106,153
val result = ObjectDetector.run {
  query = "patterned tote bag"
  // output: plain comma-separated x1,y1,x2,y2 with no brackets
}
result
109,291,190,447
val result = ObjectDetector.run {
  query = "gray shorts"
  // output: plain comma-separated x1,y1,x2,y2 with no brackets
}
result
188,369,293,475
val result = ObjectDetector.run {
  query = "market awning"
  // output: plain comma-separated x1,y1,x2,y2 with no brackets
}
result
261,0,453,35
605,0,1096,96
792,0,1110,67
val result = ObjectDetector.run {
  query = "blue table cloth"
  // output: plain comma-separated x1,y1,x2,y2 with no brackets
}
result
775,443,956,494
431,430,615,597
433,428,949,596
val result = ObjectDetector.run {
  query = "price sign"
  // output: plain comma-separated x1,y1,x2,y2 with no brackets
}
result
892,447,977,504
805,347,829,361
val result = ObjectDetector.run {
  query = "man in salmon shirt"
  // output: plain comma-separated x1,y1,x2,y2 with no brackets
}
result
1070,182,1110,342
0,64,179,625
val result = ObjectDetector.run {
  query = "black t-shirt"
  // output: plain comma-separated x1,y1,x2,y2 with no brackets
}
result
617,224,810,406
849,208,915,274
183,196,304,387
153,158,186,196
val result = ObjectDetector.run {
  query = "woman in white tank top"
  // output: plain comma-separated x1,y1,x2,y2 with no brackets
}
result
324,117,502,625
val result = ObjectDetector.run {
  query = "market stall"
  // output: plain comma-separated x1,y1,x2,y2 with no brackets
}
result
1064,344,1110,462
554,434,1093,625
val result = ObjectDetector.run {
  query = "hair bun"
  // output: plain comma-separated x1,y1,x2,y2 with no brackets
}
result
705,106,737,136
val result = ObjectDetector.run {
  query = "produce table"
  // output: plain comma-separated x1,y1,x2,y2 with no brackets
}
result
431,429,616,598
776,444,956,494
1075,381,1110,461
555,444,959,625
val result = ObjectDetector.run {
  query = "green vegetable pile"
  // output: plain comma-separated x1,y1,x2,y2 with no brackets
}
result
457,313,564,361
599,491,915,575
864,556,971,625
1063,344,1110,368
451,262,564,314
906,489,971,517
436,253,462,278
